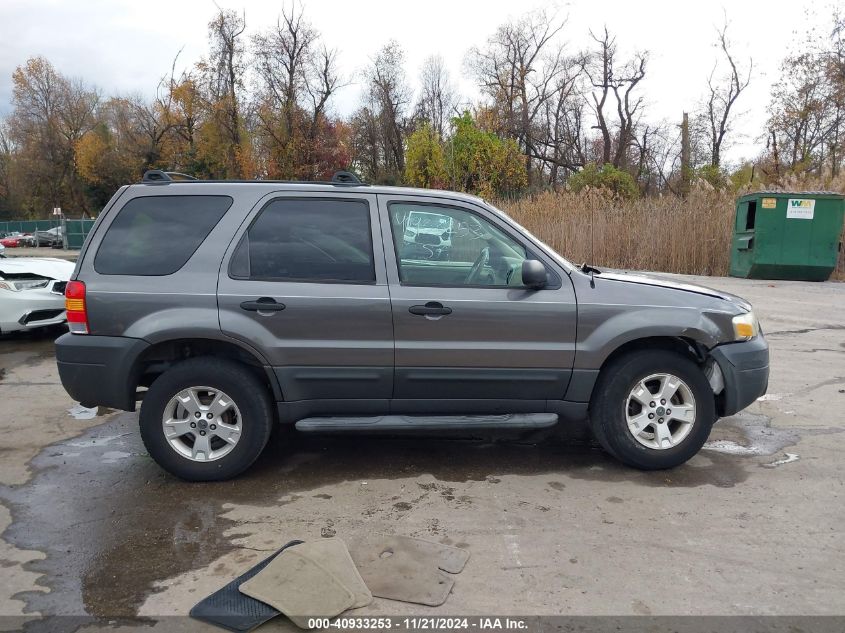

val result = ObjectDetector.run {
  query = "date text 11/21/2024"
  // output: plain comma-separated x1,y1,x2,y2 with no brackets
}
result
305,617,529,629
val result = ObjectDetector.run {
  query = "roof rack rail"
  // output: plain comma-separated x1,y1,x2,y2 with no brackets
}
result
331,170,364,185
139,170,364,186
141,170,198,183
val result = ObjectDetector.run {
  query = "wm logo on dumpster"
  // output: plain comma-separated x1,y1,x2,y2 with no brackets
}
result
786,199,815,219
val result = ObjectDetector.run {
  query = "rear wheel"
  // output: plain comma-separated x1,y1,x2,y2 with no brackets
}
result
140,357,273,481
589,350,715,470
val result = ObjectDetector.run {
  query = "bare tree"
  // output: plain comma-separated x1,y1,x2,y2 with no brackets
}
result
585,28,648,169
251,3,344,178
535,56,588,187
415,55,456,138
352,41,411,183
202,8,247,176
704,19,752,167
468,9,568,181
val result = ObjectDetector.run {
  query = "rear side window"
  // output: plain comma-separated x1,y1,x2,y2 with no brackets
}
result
229,198,375,283
94,195,233,275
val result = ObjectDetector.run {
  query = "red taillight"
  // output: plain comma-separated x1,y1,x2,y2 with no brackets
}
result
65,280,89,334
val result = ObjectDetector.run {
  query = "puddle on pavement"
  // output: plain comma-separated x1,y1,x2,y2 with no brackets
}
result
703,411,800,456
67,404,98,420
762,452,800,468
0,326,65,372
0,407,821,625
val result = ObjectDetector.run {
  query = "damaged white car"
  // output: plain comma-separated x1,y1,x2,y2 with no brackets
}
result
0,253,75,334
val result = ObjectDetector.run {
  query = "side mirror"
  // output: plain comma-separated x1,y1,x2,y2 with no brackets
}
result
521,259,547,289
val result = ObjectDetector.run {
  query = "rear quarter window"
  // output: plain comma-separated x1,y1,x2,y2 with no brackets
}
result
94,195,233,275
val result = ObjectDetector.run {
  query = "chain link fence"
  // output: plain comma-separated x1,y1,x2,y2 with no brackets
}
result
0,218,95,250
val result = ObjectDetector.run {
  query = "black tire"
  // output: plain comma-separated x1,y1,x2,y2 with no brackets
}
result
589,350,715,470
139,357,273,481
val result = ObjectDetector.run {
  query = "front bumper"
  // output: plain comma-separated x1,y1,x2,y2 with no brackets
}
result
55,333,150,411
710,335,769,417
0,284,67,333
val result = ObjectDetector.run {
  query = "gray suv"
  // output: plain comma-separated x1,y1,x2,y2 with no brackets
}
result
56,171,769,481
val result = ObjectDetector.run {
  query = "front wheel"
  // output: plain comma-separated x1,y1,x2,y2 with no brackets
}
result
139,357,273,481
589,350,715,470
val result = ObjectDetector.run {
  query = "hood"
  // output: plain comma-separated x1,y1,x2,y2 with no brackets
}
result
597,270,752,311
0,257,75,281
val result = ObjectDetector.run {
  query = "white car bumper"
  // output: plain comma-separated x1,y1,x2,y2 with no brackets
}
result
0,280,68,333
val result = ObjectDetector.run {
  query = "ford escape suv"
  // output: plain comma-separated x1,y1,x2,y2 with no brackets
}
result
55,170,769,481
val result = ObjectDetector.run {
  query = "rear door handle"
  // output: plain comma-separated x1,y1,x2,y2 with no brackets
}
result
240,297,286,312
409,301,452,316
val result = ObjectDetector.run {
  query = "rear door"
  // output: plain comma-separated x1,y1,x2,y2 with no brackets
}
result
377,194,577,405
218,191,393,402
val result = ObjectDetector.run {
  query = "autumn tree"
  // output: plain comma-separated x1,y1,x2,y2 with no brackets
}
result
568,162,639,199
447,112,527,198
762,8,845,179
766,52,830,175
404,123,447,188
9,56,99,216
0,123,17,218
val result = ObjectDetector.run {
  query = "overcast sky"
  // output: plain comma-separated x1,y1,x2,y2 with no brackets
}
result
0,0,836,164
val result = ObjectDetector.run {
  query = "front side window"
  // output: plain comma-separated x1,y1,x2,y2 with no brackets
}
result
388,203,527,287
230,198,375,283
95,195,233,276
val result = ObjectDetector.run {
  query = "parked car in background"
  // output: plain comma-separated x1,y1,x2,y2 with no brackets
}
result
0,257,75,334
402,210,453,260
35,227,64,247
56,170,768,481
1,232,36,248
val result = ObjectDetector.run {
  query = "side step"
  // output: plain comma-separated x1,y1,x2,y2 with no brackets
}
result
294,413,558,433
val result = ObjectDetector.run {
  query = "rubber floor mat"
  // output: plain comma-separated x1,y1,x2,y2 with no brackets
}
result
189,540,302,633
293,538,372,608
348,536,461,606
350,534,470,574
239,548,355,629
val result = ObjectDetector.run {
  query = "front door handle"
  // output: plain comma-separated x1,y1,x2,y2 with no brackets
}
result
409,301,452,316
240,297,286,312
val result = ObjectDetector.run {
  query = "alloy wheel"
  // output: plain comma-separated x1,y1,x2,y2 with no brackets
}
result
161,386,242,462
624,373,696,450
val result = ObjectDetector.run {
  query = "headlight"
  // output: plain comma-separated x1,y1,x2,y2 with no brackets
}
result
0,279,50,291
732,311,759,340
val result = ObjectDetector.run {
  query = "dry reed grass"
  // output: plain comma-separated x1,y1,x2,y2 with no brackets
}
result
499,179,845,280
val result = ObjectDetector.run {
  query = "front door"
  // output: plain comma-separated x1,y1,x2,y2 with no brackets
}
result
218,192,393,402
377,194,577,405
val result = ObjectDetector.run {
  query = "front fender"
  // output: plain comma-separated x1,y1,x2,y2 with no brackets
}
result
571,273,741,370
575,304,730,369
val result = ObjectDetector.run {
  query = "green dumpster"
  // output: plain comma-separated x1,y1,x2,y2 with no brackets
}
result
729,191,845,281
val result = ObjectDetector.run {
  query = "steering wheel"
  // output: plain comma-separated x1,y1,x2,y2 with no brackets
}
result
465,247,490,285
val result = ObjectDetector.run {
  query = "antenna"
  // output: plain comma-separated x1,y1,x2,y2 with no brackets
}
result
579,193,598,288
589,202,596,288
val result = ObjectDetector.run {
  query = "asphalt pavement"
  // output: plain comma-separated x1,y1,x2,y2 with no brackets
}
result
0,275,843,631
